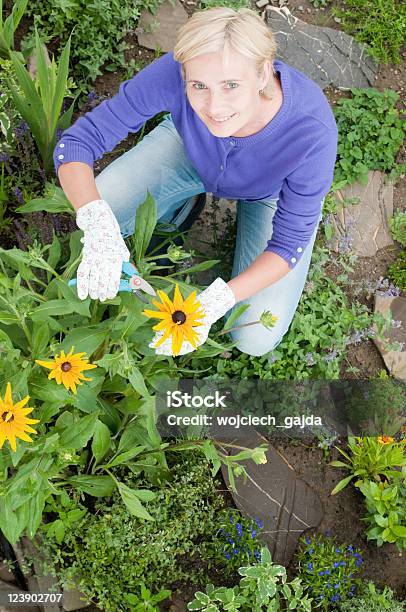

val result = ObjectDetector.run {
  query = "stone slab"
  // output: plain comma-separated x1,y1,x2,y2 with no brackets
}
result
373,294,406,381
0,580,40,612
329,170,394,257
221,430,323,565
137,0,188,52
266,7,377,89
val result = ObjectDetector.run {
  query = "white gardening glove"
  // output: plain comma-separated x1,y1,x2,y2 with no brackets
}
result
150,278,235,356
75,199,130,301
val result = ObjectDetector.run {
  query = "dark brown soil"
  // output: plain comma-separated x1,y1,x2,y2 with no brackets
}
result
278,440,406,597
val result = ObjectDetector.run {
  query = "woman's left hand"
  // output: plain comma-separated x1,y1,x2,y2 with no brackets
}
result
149,278,235,356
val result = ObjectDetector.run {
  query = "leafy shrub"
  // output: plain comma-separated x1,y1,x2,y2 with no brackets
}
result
389,210,406,247
21,0,167,95
339,581,406,611
39,453,226,611
333,88,405,188
199,0,250,9
188,546,313,611
388,251,406,292
331,0,406,64
296,534,363,609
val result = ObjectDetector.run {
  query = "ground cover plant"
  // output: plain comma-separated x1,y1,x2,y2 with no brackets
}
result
331,0,406,65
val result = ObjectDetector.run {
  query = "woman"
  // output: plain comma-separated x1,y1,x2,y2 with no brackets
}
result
54,7,338,357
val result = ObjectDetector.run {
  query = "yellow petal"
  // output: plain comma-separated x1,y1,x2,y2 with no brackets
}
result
4,382,12,405
173,284,183,311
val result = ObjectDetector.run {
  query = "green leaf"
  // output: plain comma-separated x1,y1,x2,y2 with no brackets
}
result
59,412,99,449
330,474,354,495
91,420,111,464
222,304,250,332
127,364,150,398
116,481,154,520
17,184,73,215
31,321,51,359
59,326,109,357
30,299,80,320
169,259,221,276
392,525,406,537
133,190,157,261
67,475,115,497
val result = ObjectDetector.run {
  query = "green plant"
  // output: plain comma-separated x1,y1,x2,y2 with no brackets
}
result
5,29,77,177
389,210,406,247
339,580,406,611
0,193,268,546
321,191,360,241
333,88,405,188
358,472,406,550
21,0,168,97
199,0,250,9
207,509,264,575
388,250,406,292
188,546,312,611
331,0,406,64
0,0,27,60
330,436,406,495
296,534,363,610
123,584,172,611
38,454,227,610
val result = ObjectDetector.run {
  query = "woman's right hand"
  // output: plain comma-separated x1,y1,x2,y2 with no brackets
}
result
75,199,130,301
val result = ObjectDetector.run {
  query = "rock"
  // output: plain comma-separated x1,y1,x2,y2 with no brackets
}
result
265,7,377,89
329,171,394,257
373,294,406,381
256,0,269,7
221,430,323,565
0,564,15,585
137,0,189,52
0,580,40,612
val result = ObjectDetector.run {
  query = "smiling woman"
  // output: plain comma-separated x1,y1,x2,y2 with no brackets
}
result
54,7,338,357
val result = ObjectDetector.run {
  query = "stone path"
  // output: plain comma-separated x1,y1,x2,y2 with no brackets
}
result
329,170,394,257
373,294,406,381
221,430,323,566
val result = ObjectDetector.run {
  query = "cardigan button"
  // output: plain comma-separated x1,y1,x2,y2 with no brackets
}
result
58,154,64,160
297,247,303,253
59,143,65,148
291,257,297,264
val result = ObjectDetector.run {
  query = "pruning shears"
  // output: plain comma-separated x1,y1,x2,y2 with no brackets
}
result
68,261,156,303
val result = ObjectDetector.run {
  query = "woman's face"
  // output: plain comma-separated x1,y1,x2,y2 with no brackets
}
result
184,49,270,137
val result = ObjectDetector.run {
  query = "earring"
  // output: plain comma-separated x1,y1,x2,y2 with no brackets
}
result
259,88,264,95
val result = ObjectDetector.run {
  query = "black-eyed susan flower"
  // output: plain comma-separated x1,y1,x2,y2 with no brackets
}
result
142,284,205,356
0,382,40,452
35,346,97,395
377,435,395,445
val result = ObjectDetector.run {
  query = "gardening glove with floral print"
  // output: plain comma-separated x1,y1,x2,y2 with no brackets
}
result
75,199,130,301
149,278,235,356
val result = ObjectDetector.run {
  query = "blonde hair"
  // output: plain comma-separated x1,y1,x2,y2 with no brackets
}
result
173,7,277,100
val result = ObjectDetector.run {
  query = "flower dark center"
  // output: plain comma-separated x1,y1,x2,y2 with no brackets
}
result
1,411,14,423
172,310,186,325
61,361,72,372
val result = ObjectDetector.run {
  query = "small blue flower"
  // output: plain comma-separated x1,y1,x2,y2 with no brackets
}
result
325,529,332,537
251,529,257,538
335,548,341,554
319,571,324,576
305,537,311,544
255,517,264,529
229,514,234,524
224,553,231,560
254,551,261,560
334,583,340,589
308,548,314,555
326,582,331,588
333,562,339,568
317,595,324,601
331,594,340,603
347,545,354,552
348,591,355,597
355,558,363,567
340,561,346,566
227,538,234,544
236,523,243,537
307,562,313,571
325,569,331,575
233,548,239,554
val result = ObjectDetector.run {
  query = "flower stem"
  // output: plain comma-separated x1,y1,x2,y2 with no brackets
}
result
218,320,260,336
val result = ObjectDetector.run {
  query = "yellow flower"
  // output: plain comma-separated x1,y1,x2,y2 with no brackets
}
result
35,346,97,395
143,284,205,356
377,435,395,445
0,382,40,452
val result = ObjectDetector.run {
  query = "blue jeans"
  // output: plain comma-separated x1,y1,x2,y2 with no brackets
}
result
95,113,322,357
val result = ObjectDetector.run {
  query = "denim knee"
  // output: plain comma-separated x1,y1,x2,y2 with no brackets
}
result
230,325,285,357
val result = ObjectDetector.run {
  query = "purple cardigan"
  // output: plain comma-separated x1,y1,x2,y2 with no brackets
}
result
54,52,338,269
